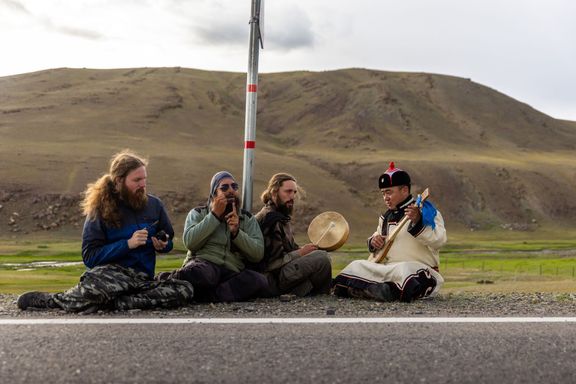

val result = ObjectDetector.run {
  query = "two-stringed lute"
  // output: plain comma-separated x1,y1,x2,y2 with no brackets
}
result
367,188,430,263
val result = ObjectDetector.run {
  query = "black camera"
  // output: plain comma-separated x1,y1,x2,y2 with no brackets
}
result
155,230,168,242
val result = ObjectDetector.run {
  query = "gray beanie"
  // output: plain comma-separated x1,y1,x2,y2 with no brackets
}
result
209,171,235,201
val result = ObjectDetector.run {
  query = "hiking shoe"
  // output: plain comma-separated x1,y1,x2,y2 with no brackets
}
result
347,287,372,300
17,291,59,310
290,280,313,297
366,283,396,302
80,305,101,315
279,294,297,302
155,271,172,281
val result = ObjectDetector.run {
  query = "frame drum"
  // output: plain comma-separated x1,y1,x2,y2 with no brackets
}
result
307,211,350,251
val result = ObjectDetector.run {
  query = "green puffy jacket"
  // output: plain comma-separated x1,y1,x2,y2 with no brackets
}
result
182,206,264,272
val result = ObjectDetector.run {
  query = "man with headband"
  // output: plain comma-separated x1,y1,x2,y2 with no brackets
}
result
333,162,447,302
156,171,269,302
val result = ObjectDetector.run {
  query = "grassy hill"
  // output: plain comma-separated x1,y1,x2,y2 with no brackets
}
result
0,67,575,242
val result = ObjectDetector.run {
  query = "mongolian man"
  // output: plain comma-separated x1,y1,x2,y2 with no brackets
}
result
333,162,446,302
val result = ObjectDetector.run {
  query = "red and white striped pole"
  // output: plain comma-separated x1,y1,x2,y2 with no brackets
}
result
241,0,263,212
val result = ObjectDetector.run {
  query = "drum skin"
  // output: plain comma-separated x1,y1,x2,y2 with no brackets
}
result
307,211,350,251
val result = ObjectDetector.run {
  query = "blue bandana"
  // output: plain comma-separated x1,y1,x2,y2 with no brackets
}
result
421,200,437,230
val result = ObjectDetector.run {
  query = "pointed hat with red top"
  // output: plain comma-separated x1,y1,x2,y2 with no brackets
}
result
378,162,411,188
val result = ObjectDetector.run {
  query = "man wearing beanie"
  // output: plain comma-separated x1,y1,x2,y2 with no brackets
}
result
333,162,447,302
156,171,269,302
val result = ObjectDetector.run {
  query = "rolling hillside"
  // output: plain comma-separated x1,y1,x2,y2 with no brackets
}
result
0,67,575,242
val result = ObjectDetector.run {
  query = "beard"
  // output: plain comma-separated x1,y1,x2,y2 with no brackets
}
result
120,184,148,211
275,198,294,216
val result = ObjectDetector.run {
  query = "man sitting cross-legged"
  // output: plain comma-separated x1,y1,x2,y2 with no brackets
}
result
17,150,194,312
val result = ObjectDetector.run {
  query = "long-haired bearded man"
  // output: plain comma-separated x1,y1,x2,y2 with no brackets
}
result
17,150,194,312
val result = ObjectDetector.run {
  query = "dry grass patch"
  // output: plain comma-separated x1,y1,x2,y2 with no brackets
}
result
443,279,576,294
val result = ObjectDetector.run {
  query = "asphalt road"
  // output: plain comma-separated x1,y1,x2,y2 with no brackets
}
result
1,320,576,383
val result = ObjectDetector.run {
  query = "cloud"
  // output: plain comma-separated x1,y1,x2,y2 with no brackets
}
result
188,2,314,51
0,0,29,13
263,5,314,50
0,0,103,40
42,19,103,40
192,22,247,46
0,0,573,120
182,1,247,46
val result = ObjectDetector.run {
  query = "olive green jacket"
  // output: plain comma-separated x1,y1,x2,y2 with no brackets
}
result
182,206,264,272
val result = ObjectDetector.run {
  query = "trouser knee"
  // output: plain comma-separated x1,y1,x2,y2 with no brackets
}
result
176,259,221,288
216,269,269,302
306,250,332,270
77,265,135,303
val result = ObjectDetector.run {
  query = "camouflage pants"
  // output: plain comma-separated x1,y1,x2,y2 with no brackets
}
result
52,264,194,312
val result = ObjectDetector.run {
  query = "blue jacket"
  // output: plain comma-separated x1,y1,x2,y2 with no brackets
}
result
81,194,174,278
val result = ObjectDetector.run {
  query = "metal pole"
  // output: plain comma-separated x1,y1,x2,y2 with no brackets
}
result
241,0,262,212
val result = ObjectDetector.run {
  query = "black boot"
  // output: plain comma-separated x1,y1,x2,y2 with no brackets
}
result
365,283,396,302
155,271,172,281
17,291,60,310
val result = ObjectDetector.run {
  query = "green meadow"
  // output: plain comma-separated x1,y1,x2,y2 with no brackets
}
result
0,241,189,294
2,237,576,294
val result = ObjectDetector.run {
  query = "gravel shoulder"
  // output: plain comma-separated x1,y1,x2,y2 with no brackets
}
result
2,292,576,318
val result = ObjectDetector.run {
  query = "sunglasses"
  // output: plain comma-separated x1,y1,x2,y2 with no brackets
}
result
219,183,239,192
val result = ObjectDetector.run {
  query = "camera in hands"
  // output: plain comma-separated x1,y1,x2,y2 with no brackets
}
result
155,230,168,242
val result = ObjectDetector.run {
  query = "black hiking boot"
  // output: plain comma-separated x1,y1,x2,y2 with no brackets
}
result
17,291,59,310
366,283,396,302
155,271,172,281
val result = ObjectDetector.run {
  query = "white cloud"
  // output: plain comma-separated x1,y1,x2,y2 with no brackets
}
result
0,0,574,120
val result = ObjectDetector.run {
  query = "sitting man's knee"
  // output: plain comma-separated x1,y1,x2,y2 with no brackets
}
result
78,281,113,303
307,249,331,266
178,261,220,287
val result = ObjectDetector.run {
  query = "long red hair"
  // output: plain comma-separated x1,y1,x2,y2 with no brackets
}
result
81,150,147,227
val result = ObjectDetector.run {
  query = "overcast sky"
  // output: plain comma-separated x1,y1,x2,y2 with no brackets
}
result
1,0,574,121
